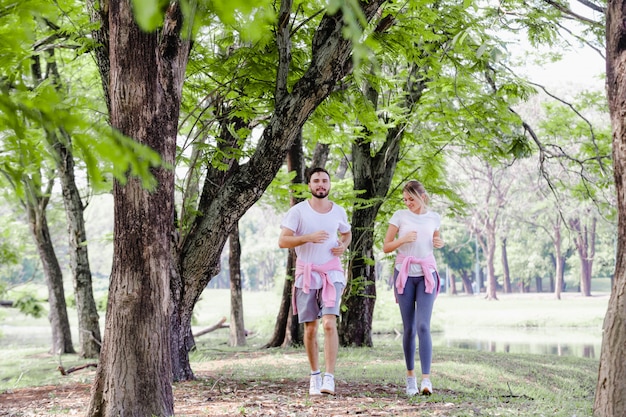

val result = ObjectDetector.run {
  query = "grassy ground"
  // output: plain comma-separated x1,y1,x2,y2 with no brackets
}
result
0,288,608,416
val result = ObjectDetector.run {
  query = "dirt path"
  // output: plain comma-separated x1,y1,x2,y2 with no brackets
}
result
0,373,458,416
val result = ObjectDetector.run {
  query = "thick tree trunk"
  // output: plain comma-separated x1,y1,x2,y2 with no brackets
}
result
229,223,246,347
340,207,377,347
595,2,626,413
341,59,426,346
340,132,400,346
27,199,75,355
340,136,399,346
55,132,101,358
87,0,188,414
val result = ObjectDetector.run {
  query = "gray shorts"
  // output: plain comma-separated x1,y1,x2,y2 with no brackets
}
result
295,282,345,323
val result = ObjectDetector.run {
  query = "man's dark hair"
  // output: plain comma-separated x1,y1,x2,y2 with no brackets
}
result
307,167,330,183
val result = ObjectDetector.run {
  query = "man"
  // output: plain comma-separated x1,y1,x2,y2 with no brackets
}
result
278,167,352,396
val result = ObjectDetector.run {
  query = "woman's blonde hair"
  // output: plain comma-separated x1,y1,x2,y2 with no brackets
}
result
403,180,429,207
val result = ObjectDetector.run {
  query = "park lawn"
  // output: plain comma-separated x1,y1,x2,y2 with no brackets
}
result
0,339,598,416
0,288,607,415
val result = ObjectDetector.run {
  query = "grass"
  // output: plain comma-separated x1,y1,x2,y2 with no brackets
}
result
187,336,598,416
0,287,608,416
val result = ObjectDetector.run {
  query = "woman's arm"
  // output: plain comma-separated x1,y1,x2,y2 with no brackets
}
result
383,224,416,253
433,230,444,248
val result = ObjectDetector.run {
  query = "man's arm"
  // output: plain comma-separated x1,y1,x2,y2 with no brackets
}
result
278,227,330,249
331,230,352,256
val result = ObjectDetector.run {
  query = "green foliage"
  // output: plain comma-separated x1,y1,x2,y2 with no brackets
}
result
96,293,108,312
131,0,276,41
13,293,45,318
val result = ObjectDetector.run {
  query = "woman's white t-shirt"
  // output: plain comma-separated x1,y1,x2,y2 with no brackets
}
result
281,200,351,288
388,209,441,277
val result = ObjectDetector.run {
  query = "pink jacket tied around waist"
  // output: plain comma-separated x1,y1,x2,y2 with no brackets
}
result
293,257,343,313
395,252,440,296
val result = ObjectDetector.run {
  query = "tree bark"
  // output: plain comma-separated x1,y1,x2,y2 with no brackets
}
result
55,130,102,358
595,1,626,413
229,223,246,347
87,0,189,415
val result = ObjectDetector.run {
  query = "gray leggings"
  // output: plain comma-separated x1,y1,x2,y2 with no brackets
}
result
393,269,437,374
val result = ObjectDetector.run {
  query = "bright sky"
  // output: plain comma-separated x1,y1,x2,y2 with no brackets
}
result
527,47,605,89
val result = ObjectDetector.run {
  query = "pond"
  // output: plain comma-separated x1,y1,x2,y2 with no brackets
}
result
1,325,603,359
435,326,601,358
374,326,602,359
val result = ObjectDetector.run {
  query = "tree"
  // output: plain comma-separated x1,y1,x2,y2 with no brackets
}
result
595,1,626,413
228,223,246,347
85,2,389,414
456,160,513,300
24,174,76,354
32,31,102,358
86,0,190,414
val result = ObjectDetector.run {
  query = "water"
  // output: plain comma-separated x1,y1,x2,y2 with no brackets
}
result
377,326,602,359
1,325,603,359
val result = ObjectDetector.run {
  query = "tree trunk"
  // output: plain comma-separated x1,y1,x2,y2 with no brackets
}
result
450,273,457,295
26,195,75,355
87,0,189,414
596,3,626,411
340,205,377,347
569,217,595,297
265,131,306,348
55,131,101,358
478,230,498,300
34,46,101,359
341,60,426,346
229,223,246,347
27,46,75,356
553,216,563,300
501,238,511,293
460,271,473,294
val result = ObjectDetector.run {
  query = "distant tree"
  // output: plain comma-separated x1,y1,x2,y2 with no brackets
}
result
229,223,245,347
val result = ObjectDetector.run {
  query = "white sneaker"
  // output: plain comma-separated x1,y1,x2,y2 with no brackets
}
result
420,378,433,395
309,373,322,395
320,375,335,395
406,376,418,396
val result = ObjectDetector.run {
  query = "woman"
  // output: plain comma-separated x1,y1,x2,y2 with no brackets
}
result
383,180,444,396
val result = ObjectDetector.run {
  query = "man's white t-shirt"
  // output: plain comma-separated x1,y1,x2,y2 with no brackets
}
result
388,209,441,277
281,200,351,288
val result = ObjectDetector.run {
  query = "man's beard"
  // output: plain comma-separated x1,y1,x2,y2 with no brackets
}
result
311,189,329,199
